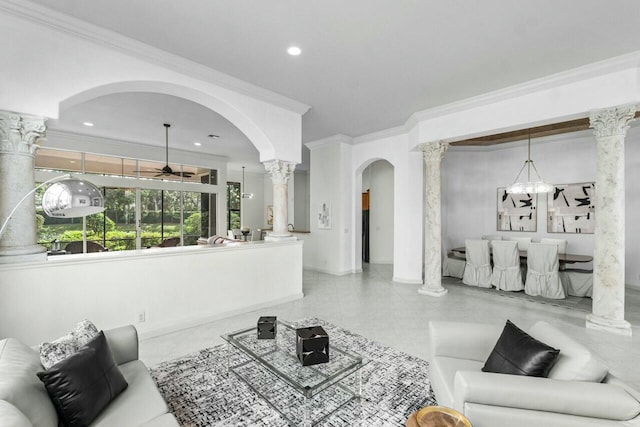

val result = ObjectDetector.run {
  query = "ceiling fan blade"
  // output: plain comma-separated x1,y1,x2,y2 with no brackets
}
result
134,170,162,174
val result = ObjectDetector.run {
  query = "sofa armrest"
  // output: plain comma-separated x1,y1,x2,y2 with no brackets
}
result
428,321,502,362
454,370,640,421
103,325,139,365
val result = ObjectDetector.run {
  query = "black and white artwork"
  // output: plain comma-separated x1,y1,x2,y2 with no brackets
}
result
497,188,537,232
548,182,595,233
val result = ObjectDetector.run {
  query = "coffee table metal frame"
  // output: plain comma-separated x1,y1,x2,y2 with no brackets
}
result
222,320,365,426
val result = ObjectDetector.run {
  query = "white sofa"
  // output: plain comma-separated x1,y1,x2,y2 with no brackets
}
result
429,320,640,427
0,325,178,427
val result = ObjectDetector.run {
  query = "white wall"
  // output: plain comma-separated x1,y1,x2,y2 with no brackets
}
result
363,160,394,264
442,126,640,288
294,172,310,231
0,242,303,345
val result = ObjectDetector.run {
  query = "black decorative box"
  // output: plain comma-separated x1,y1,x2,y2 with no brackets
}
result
257,316,277,339
296,326,329,366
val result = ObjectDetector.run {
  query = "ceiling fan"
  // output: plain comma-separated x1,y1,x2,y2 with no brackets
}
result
135,123,194,178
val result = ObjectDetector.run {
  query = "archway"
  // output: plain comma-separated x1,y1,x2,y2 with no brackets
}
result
59,81,277,161
355,158,395,275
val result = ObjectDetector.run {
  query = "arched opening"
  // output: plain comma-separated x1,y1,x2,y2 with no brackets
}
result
355,158,395,275
59,81,276,159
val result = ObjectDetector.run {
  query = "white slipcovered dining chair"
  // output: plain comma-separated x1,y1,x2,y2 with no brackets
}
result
490,240,523,291
481,234,503,242
462,239,492,288
525,243,565,299
509,236,532,251
560,269,593,297
540,238,567,254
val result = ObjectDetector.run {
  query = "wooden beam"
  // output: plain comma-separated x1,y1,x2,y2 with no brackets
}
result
451,111,640,146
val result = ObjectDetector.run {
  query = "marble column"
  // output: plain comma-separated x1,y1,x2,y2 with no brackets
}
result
418,141,449,296
0,111,47,263
264,159,296,241
586,106,635,336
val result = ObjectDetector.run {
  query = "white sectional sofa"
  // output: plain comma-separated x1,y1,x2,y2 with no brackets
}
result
0,325,178,427
429,320,640,427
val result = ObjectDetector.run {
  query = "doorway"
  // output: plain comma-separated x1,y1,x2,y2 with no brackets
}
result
361,160,394,266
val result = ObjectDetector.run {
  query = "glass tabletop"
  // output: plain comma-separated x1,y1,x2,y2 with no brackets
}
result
222,320,364,398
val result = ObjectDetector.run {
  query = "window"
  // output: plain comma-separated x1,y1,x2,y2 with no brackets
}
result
35,148,220,252
227,182,241,230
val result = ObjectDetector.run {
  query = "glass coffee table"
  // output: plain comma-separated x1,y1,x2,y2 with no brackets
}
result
222,320,365,426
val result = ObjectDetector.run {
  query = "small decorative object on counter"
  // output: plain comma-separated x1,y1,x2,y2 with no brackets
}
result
257,316,277,339
296,326,329,366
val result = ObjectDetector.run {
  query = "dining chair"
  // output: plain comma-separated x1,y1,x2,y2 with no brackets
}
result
560,268,593,297
251,229,262,241
525,243,565,299
462,239,492,288
540,238,567,254
490,240,523,291
509,236,532,251
443,252,465,279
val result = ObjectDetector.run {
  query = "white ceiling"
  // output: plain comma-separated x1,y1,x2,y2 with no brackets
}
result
31,0,640,168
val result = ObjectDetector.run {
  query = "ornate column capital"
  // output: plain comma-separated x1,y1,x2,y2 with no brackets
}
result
263,160,296,185
419,141,448,162
589,106,636,139
0,111,46,156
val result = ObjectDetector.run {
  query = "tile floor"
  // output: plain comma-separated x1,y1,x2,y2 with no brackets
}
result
141,264,640,390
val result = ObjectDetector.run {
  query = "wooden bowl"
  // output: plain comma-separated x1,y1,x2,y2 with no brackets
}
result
415,406,472,427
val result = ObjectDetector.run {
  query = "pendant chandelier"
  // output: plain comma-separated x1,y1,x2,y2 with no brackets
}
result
241,166,253,199
506,130,553,194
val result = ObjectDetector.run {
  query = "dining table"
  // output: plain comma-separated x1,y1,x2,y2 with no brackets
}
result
450,247,593,264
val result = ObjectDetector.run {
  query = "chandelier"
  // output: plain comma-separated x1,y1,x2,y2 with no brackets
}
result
506,130,553,194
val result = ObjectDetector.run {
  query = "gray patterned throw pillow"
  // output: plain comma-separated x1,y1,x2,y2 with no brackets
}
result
39,319,99,369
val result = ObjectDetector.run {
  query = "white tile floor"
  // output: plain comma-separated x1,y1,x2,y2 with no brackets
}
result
140,264,640,390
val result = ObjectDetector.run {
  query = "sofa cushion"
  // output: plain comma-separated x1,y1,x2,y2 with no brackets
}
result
529,321,608,382
40,320,99,369
0,339,58,427
430,356,484,408
482,320,559,377
0,400,34,427
37,332,128,427
91,360,170,427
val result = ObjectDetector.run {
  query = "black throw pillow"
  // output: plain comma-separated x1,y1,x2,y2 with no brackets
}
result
482,320,560,377
37,331,128,427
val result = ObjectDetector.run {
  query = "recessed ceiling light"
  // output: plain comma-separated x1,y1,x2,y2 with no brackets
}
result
287,46,301,56
207,134,220,139
193,141,202,147
82,122,94,127
69,160,76,164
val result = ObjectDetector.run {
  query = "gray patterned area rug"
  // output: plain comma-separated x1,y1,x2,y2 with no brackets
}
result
150,318,435,426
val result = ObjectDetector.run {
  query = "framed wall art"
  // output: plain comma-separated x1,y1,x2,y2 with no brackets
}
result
497,188,537,232
317,201,331,229
547,182,595,233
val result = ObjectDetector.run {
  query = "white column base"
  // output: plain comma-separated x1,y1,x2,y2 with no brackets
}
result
264,234,297,242
586,314,632,336
418,285,448,297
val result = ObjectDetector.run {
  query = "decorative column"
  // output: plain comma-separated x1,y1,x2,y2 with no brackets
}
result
586,106,635,336
264,159,297,241
0,111,47,263
418,141,449,296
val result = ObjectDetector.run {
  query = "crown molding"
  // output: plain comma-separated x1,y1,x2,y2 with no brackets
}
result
304,134,353,150
409,50,640,124
0,0,311,116
352,125,407,145
45,129,229,164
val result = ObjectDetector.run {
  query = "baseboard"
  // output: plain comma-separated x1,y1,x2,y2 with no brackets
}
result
392,276,423,285
369,260,393,265
137,292,304,340
303,266,358,276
